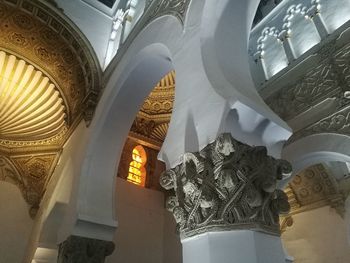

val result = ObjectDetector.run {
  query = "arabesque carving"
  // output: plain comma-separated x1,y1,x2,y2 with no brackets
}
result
160,133,292,238
58,235,115,263
288,106,350,143
265,33,350,122
0,154,59,217
146,0,191,24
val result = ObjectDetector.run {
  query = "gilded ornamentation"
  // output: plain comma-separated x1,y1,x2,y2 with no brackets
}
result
0,154,59,217
0,0,101,214
130,71,174,144
282,164,346,227
10,154,59,217
0,0,101,128
160,133,292,238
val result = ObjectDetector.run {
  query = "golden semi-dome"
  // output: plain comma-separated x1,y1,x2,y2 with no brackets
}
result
0,51,66,140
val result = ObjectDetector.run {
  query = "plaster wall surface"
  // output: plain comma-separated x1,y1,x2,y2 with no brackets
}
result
56,0,112,66
282,206,350,263
181,230,285,263
107,177,182,263
0,182,33,263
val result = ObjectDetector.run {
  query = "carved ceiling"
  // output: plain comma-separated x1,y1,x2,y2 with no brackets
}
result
281,163,346,232
0,0,101,216
130,71,174,146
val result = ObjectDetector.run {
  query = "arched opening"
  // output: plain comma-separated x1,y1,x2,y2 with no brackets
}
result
279,133,350,262
116,70,175,190
127,145,147,186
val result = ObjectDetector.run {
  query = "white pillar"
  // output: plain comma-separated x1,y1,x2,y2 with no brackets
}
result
160,133,292,263
182,231,286,263
307,6,329,40
279,30,295,63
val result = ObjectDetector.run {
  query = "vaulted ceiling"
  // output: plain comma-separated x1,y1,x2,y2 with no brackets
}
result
0,0,101,216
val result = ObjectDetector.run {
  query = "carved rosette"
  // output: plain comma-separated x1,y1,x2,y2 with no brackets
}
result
160,133,292,238
58,236,115,263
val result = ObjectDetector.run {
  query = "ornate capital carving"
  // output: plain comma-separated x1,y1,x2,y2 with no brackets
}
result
160,133,292,238
58,236,115,263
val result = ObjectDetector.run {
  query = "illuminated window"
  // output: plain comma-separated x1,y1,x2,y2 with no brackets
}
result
127,145,147,186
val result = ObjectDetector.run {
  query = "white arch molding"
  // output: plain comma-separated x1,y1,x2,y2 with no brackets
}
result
282,133,350,177
76,0,292,241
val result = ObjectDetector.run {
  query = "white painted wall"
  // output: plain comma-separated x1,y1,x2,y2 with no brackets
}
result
282,206,350,263
106,178,182,263
56,0,113,66
0,182,33,263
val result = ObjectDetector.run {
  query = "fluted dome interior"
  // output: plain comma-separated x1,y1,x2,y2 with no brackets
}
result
0,51,66,140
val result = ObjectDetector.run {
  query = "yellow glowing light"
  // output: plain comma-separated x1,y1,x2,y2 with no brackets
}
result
127,146,147,186
0,51,66,139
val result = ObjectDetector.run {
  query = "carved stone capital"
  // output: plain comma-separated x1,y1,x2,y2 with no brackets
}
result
57,236,115,263
160,133,292,238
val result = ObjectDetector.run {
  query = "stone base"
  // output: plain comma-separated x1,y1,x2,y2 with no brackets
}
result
181,230,286,263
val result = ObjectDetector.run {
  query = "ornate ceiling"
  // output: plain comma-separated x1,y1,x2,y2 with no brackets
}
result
130,70,175,147
0,0,101,216
281,163,346,232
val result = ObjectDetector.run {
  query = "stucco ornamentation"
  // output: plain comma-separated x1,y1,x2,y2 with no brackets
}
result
288,106,350,144
265,36,350,122
146,0,191,24
0,154,59,217
58,236,115,263
160,133,292,238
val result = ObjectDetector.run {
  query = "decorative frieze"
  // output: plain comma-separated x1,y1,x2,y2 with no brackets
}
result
160,133,292,238
57,236,115,263
288,106,350,144
146,0,191,25
264,30,350,122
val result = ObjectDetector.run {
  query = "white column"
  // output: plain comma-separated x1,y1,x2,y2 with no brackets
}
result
160,133,292,263
279,30,295,63
307,6,329,40
253,51,268,82
182,231,286,263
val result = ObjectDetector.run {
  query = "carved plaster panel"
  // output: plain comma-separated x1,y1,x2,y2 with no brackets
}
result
0,153,59,217
130,71,174,145
0,0,101,129
0,0,101,215
288,106,350,144
264,36,350,122
160,133,292,238
145,0,191,24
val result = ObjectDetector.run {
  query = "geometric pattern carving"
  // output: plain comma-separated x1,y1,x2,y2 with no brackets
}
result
160,133,292,238
140,70,175,116
0,153,59,218
266,61,340,121
10,154,59,218
0,0,101,134
284,164,345,219
0,0,100,216
265,38,350,122
288,106,350,143
130,71,174,144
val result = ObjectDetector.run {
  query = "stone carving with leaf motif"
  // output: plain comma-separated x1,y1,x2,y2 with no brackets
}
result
146,0,191,24
160,133,292,238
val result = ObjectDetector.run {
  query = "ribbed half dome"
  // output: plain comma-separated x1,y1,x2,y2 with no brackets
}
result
0,51,66,140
